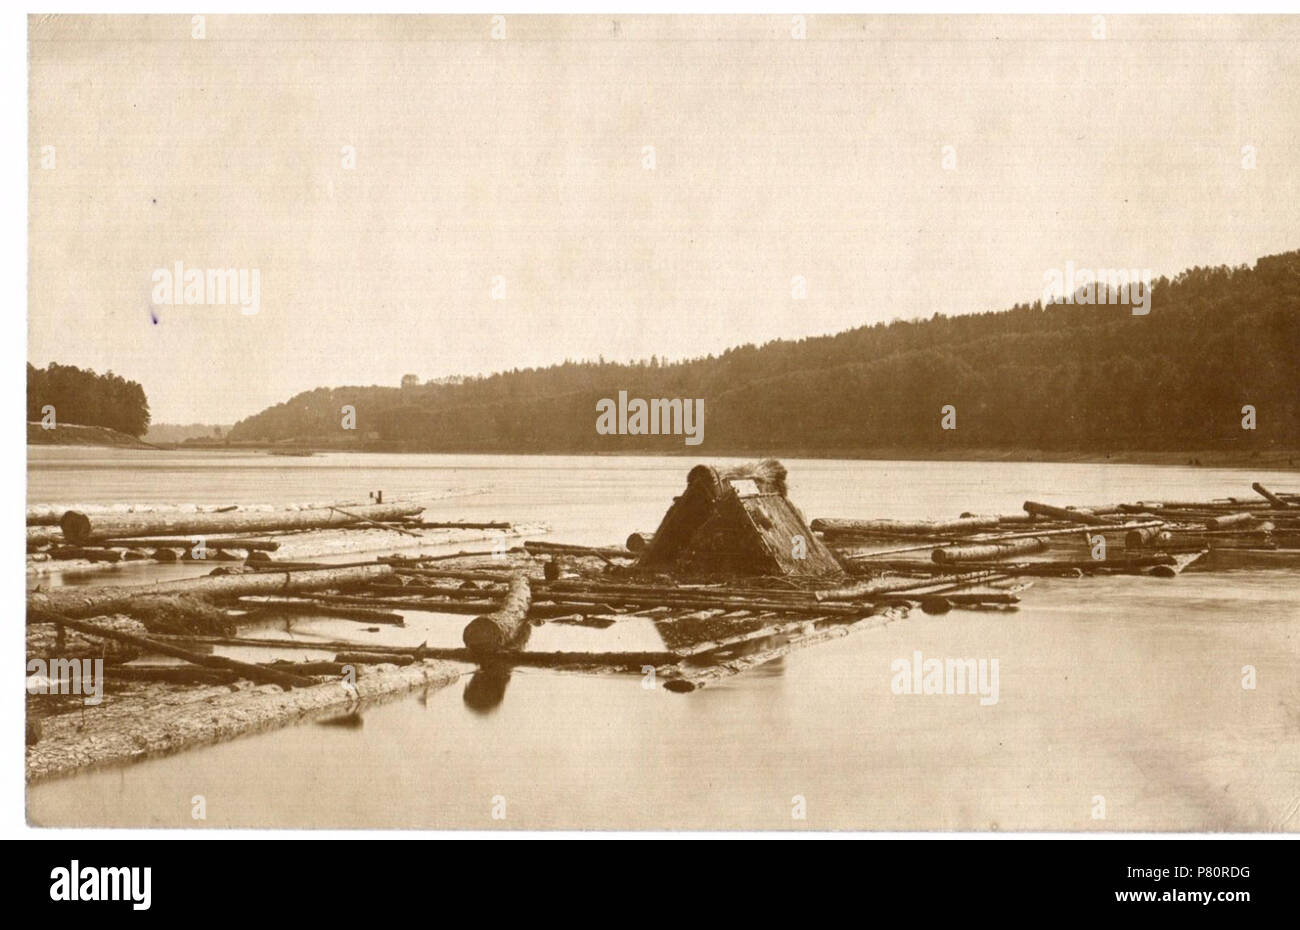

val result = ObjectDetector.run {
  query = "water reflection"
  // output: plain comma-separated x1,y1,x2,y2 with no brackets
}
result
26,450,1300,830
463,665,512,713
316,709,364,729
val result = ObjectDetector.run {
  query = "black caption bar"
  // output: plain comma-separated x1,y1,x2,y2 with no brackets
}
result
13,838,1286,917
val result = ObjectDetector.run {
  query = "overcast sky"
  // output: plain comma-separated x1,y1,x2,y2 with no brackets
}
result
28,14,1300,423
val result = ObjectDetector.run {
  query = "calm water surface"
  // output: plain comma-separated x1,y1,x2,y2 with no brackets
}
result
25,448,1300,830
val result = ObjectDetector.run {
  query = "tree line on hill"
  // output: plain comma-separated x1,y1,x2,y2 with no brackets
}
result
27,363,151,437
227,250,1300,454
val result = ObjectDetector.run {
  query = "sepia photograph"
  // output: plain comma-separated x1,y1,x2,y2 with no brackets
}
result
18,7,1299,868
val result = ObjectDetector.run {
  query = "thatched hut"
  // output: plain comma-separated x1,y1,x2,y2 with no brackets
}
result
636,460,843,579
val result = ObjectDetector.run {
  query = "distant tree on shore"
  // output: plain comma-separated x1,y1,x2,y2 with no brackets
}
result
27,363,151,437
226,249,1300,454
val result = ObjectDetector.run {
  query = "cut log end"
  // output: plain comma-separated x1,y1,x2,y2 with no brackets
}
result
59,510,93,544
462,616,509,653
461,574,532,656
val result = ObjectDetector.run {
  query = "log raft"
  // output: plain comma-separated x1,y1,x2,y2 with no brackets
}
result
27,564,395,620
33,612,315,689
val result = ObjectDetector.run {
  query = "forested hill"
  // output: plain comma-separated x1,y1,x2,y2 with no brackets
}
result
27,363,151,437
229,250,1300,455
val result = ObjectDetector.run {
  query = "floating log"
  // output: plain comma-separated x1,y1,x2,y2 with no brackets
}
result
812,575,966,600
103,665,241,686
532,588,872,617
846,552,1197,578
1251,483,1294,508
1022,502,1117,525
887,573,1016,596
462,574,533,655
932,537,1047,564
812,516,1000,538
334,651,416,666
361,581,503,599
57,502,425,545
325,505,422,538
416,520,513,530
1205,512,1257,529
27,526,69,547
102,536,281,551
523,541,633,560
47,547,123,563
26,564,395,620
390,566,522,583
541,578,807,600
305,592,495,615
263,660,355,676
32,612,316,689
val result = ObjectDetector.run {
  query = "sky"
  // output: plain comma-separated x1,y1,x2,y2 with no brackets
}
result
28,14,1300,424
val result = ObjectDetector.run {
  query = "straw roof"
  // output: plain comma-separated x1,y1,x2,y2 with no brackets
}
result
636,460,844,578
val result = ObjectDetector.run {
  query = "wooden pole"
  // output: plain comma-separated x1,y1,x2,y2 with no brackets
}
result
26,564,395,620
327,505,422,538
837,520,1162,560
932,537,1046,564
812,516,1001,538
32,612,316,689
101,536,282,551
1251,483,1295,508
1022,501,1118,525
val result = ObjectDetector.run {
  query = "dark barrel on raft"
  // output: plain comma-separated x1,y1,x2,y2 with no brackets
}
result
462,574,532,655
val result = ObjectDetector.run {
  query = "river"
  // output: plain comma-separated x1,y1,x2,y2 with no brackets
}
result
25,448,1300,830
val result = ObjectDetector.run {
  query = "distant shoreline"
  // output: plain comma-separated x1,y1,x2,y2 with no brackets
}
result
27,422,156,450
29,436,1300,471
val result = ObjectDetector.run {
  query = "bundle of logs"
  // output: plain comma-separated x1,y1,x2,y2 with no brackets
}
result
812,481,1300,579
25,499,525,563
24,553,939,693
